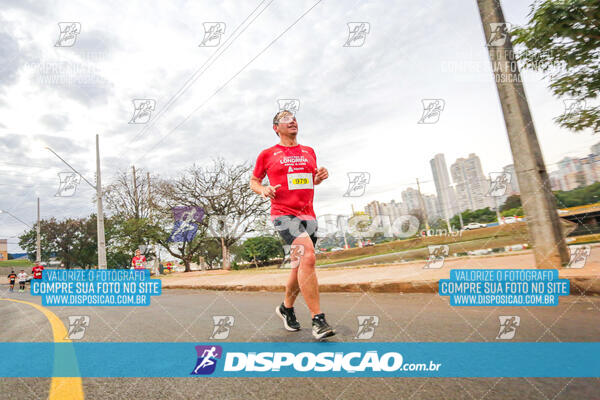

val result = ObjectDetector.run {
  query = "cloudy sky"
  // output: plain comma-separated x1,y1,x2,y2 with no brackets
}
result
1,0,598,252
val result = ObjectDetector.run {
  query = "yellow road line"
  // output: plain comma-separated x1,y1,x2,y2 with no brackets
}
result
0,298,85,400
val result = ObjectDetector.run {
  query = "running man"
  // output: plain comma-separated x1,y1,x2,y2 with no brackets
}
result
250,109,335,340
17,270,27,293
7,270,16,292
32,263,44,280
131,249,147,270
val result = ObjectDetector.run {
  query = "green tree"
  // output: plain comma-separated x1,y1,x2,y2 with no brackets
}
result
240,236,284,268
104,168,156,259
501,207,524,217
18,215,129,268
500,195,521,212
554,182,600,207
512,0,600,132
161,159,269,270
450,208,497,227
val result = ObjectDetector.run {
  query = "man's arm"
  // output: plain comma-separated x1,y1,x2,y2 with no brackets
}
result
314,167,329,185
249,176,264,196
250,176,281,199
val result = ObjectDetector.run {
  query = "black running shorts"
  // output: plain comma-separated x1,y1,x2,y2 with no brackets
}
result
273,215,318,247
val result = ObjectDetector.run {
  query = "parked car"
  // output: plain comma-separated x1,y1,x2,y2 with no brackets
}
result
463,222,487,230
505,244,529,252
467,248,493,256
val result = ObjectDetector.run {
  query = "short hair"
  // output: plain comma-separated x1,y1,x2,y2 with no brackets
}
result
273,110,294,125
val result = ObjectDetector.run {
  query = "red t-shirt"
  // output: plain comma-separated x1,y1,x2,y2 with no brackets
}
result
253,144,318,220
132,255,146,269
32,265,44,279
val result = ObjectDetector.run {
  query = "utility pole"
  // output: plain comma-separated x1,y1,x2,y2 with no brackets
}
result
147,171,159,274
132,165,139,219
46,136,108,269
36,198,41,264
494,195,502,223
416,179,430,231
477,0,569,267
96,134,107,269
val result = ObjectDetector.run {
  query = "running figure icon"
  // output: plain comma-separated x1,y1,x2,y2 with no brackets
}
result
192,346,220,375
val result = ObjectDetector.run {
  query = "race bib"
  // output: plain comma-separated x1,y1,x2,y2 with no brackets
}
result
287,173,313,190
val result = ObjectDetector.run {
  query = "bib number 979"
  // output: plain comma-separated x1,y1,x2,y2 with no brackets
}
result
287,173,313,190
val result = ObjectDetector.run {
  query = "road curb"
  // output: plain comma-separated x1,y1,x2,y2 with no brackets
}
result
568,277,600,296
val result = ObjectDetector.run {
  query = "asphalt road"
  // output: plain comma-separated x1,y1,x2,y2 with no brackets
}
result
1,287,600,400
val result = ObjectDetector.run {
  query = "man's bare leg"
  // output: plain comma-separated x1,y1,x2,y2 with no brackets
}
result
292,233,321,318
284,267,300,308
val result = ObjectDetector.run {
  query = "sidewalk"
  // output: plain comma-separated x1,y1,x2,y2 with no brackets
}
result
161,247,600,295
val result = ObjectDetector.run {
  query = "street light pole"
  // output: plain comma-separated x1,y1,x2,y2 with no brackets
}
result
36,197,41,264
45,134,107,269
96,135,107,269
477,0,569,268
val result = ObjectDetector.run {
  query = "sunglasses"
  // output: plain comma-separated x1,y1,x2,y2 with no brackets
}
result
276,115,297,124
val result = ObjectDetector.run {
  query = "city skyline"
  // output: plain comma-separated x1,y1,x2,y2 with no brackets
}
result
363,141,600,223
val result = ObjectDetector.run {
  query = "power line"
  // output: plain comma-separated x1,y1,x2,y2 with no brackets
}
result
0,162,49,169
140,0,324,158
121,0,276,155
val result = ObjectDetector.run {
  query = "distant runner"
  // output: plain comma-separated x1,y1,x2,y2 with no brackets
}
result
32,264,44,280
250,109,335,340
16,270,27,293
131,249,147,270
7,270,16,292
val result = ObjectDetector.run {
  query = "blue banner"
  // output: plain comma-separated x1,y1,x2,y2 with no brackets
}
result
30,269,161,306
0,342,598,377
439,269,569,306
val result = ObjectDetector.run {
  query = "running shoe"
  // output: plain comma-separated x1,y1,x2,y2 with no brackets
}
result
276,303,301,331
312,313,336,340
